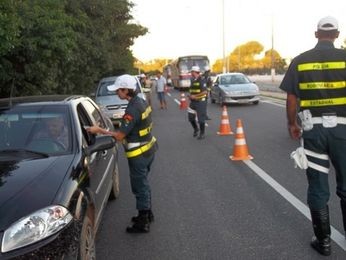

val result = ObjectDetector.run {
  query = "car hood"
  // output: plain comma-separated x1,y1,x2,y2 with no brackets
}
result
0,155,74,230
220,83,258,92
95,95,128,106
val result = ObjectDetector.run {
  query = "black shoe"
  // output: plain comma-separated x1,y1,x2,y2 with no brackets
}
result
310,236,331,256
131,210,154,223
126,222,150,233
197,134,205,140
193,130,199,137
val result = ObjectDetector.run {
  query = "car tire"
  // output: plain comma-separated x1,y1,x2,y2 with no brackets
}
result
109,164,120,200
79,215,96,260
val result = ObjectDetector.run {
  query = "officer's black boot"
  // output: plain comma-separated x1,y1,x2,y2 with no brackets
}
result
310,206,331,256
197,123,205,140
190,121,199,137
126,210,150,233
340,200,346,239
131,209,154,223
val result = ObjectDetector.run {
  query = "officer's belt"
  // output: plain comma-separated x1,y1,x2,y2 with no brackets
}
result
311,117,346,124
126,137,156,158
126,141,148,149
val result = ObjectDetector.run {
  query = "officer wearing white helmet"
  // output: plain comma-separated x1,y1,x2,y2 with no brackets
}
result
188,66,208,139
280,16,346,256
87,74,157,233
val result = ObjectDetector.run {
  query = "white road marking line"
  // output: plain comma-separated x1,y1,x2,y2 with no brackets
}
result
243,159,346,251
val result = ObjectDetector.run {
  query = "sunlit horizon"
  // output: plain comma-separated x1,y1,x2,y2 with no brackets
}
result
130,0,346,65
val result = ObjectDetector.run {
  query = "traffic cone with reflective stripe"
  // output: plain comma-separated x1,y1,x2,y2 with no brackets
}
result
180,93,188,110
230,119,253,160
217,106,233,135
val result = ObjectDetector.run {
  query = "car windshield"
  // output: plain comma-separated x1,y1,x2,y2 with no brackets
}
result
97,81,117,96
220,75,250,85
0,105,72,156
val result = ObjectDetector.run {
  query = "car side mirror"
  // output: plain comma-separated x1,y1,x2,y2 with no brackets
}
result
85,135,116,156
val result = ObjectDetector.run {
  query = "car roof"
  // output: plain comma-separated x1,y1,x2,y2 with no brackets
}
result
0,95,86,108
217,72,244,77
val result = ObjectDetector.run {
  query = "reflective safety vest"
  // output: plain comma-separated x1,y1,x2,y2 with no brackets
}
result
189,77,207,101
297,57,346,116
123,100,156,158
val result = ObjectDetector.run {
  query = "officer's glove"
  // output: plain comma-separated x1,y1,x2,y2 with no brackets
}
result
290,147,308,170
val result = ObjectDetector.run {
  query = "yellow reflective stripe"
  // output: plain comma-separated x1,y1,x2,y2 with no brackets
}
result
141,106,152,120
300,97,346,107
298,62,346,71
139,122,153,137
299,81,346,90
126,137,156,158
190,89,201,93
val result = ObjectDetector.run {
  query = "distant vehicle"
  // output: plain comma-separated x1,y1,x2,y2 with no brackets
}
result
163,55,210,89
94,75,145,126
0,95,119,259
210,73,260,105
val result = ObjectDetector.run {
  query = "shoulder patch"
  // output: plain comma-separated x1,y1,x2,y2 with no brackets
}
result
123,114,134,121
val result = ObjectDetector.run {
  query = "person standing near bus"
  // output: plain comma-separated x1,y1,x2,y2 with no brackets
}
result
156,71,167,109
188,66,208,140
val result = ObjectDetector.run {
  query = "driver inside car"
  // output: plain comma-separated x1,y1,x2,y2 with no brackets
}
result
31,116,69,151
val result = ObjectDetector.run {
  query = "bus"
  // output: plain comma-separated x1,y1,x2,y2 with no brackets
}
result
163,55,209,89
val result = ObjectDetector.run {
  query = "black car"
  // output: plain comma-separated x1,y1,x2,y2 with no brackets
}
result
0,95,119,259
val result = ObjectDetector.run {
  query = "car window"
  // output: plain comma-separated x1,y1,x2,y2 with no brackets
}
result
0,105,72,154
97,80,116,96
81,100,106,129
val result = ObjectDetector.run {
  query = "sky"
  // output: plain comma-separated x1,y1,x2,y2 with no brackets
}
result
130,0,346,65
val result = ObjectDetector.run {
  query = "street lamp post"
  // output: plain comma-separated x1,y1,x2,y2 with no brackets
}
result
222,0,226,73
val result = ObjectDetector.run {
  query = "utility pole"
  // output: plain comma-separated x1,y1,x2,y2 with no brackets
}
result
271,15,275,82
222,0,226,73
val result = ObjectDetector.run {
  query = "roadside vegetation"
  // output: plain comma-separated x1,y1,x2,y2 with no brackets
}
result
0,0,147,97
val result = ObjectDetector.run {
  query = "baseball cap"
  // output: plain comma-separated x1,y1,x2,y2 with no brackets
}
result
107,74,137,91
191,66,200,73
317,16,339,31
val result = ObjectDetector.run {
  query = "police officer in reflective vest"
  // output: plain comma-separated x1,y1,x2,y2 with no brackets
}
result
280,16,346,256
188,66,208,140
87,74,157,233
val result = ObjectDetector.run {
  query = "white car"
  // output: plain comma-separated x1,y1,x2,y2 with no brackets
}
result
210,73,260,105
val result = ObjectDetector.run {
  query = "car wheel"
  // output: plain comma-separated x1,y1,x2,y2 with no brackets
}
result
79,215,96,260
109,164,120,200
253,101,259,105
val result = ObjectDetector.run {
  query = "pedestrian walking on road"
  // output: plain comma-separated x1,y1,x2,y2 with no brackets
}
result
188,66,208,140
156,71,168,109
280,16,346,256
87,74,157,233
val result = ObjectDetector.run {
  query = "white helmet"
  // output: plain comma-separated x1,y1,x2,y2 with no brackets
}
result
191,66,200,73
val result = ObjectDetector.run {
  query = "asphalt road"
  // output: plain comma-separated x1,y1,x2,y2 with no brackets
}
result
96,87,346,259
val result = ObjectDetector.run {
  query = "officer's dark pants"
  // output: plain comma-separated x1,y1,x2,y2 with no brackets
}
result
188,100,207,133
303,124,346,211
128,152,155,210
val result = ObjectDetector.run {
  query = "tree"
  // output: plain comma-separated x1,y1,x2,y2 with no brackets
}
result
212,40,286,74
0,0,147,98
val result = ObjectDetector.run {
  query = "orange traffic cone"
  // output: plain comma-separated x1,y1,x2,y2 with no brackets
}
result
230,119,253,160
180,93,188,110
217,106,233,135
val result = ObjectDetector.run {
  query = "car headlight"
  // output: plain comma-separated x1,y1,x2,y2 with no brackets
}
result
1,205,73,253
